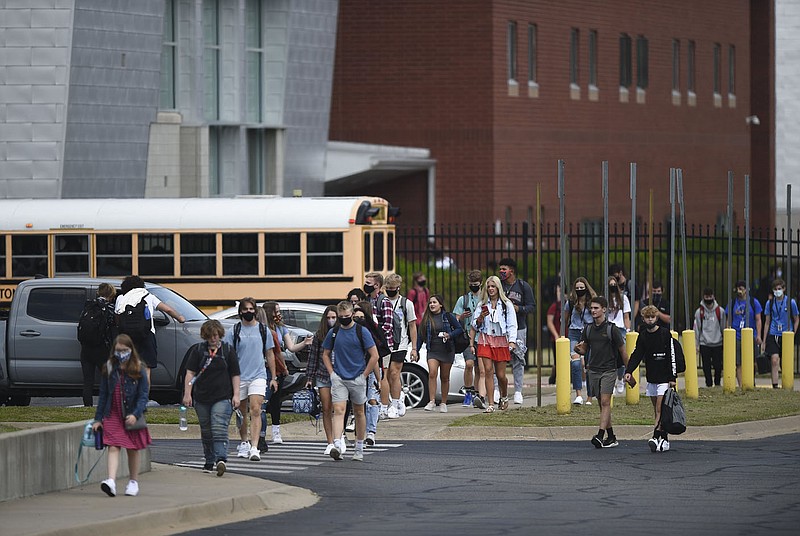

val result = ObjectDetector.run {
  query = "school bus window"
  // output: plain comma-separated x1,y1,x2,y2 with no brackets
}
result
387,231,394,271
54,234,89,275
0,236,6,278
223,233,258,275
12,235,47,277
138,234,174,276
307,232,343,275
373,232,384,271
96,234,132,276
181,233,216,276
265,233,300,275
363,233,371,272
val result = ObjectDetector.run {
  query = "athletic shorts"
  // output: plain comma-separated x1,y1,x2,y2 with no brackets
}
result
137,332,158,369
645,382,670,397
587,369,616,396
389,349,407,364
330,372,368,405
462,345,477,362
239,378,267,400
735,339,759,366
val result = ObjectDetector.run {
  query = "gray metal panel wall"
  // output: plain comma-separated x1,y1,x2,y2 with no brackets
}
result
61,0,164,198
281,0,337,197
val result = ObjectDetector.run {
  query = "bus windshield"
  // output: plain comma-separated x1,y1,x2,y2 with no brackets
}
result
148,286,208,322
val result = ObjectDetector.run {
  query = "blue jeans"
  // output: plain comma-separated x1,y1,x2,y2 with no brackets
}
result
366,372,379,434
568,329,585,392
194,398,234,465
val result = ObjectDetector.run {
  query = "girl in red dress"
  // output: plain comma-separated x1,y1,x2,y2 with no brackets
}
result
92,334,151,497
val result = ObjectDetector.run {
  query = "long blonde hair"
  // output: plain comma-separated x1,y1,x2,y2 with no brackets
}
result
479,275,512,308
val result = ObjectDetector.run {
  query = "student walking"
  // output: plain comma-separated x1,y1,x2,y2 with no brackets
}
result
693,287,726,388
92,334,151,497
417,294,463,412
498,258,535,405
306,306,339,455
566,277,596,405
726,280,763,386
762,278,799,388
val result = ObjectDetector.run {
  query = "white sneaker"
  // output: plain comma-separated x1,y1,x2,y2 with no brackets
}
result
352,449,364,462
324,443,335,455
237,441,251,458
573,395,583,405
379,405,389,420
366,432,376,446
124,480,139,496
329,444,342,461
249,447,261,461
648,437,662,453
513,391,524,405
387,404,399,419
659,439,670,452
396,399,407,417
423,401,435,411
439,403,448,413
100,478,116,497
271,428,283,445
615,379,625,394
340,435,348,454
345,414,356,432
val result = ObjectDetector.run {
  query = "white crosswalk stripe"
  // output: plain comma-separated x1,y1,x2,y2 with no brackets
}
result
173,441,403,475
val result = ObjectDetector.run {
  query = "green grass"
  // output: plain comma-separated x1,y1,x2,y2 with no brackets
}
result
0,406,310,427
449,388,800,427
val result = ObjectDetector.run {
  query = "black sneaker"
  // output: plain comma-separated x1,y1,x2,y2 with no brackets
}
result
202,463,214,472
591,435,603,449
602,436,619,448
257,437,269,453
472,395,486,409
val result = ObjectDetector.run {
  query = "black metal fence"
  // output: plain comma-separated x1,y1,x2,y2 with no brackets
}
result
395,221,800,368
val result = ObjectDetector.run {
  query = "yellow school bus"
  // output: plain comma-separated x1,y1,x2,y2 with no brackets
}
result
0,196,397,309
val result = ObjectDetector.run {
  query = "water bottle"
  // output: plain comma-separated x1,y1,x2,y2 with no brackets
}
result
179,405,188,431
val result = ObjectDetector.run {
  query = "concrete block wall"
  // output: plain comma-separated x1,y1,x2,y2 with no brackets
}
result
0,421,151,503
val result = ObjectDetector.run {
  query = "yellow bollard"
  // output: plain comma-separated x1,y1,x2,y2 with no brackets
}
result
723,328,736,393
741,328,754,391
682,330,699,399
556,337,572,414
625,331,640,405
782,331,795,391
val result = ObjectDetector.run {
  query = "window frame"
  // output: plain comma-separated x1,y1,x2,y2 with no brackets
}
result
527,23,537,85
570,28,580,86
588,29,598,88
619,33,632,88
507,21,518,83
96,234,133,277
636,35,649,89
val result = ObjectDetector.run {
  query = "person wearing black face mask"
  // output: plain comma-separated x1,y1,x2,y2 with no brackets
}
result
636,280,671,331
408,271,430,327
693,287,726,387
453,270,485,407
382,273,418,421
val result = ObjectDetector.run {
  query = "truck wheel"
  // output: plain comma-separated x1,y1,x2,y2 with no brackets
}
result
8,394,31,406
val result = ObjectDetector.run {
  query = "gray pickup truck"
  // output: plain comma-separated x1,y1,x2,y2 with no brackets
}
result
0,278,212,406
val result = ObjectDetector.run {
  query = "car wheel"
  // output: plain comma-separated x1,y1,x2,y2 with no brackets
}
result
400,363,429,409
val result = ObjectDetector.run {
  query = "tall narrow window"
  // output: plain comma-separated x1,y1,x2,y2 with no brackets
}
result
636,35,649,89
160,0,176,109
728,44,735,95
245,0,263,122
203,0,220,120
507,21,517,82
687,40,696,93
209,126,220,195
570,28,580,86
713,43,721,95
588,30,598,87
672,39,680,91
527,23,537,85
619,33,632,88
247,129,265,194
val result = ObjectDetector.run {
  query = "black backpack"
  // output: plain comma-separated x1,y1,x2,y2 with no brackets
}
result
77,299,113,347
118,292,152,343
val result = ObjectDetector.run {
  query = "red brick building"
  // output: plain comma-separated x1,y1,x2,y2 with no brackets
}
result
328,0,771,230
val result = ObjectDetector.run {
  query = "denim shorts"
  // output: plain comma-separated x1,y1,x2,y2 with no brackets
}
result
645,382,670,397
315,376,332,389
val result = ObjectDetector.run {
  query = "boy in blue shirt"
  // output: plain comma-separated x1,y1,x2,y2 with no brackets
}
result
762,279,799,388
726,280,763,387
322,301,380,461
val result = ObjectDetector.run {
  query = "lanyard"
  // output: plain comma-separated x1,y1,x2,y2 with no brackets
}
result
190,345,219,386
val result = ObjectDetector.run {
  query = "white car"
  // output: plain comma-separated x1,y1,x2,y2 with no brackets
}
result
210,301,467,408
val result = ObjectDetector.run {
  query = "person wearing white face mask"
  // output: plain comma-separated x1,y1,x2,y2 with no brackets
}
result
92,334,151,497
762,278,799,388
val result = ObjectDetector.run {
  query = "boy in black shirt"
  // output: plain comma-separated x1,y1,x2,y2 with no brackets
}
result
625,305,678,452
573,296,628,448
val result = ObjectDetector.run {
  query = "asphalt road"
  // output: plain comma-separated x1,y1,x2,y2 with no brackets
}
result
151,435,800,536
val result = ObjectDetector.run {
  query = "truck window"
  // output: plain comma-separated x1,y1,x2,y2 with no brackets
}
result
27,288,87,323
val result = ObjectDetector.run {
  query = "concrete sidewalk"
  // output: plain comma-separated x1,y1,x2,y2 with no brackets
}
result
3,372,799,536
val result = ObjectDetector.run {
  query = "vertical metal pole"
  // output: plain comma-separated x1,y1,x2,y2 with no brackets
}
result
630,163,637,313
727,171,734,316
788,184,793,304
670,168,676,331
603,161,609,288
744,175,751,327
678,169,690,329
536,184,542,407
648,189,654,306
559,160,567,338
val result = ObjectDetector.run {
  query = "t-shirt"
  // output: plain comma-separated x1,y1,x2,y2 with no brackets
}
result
453,291,481,343
388,295,417,350
764,297,799,336
502,278,535,327
322,324,375,380
223,323,274,382
546,301,562,342
567,303,592,331
185,342,241,403
581,320,625,372
607,295,631,329
726,297,763,339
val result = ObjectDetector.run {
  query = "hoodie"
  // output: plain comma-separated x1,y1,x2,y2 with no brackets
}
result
693,299,725,347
